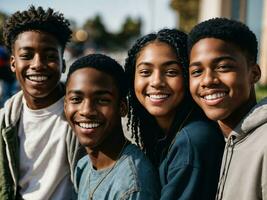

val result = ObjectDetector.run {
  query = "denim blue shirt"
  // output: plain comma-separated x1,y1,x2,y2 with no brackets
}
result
74,143,160,200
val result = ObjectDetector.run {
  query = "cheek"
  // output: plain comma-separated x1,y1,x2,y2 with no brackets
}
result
134,77,145,96
170,77,185,94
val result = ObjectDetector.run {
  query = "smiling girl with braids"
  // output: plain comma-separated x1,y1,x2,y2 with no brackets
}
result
124,28,225,199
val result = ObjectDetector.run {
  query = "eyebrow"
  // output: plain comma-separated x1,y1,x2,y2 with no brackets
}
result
18,46,59,52
189,55,237,67
136,60,180,68
67,89,113,96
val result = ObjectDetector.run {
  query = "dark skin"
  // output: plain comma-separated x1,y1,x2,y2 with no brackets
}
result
10,30,65,109
64,67,128,170
189,38,261,137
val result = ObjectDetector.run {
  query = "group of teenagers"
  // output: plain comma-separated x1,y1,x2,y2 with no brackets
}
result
0,5,266,200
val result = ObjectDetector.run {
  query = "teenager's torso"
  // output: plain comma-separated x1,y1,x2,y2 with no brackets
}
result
159,110,225,200
217,98,267,200
0,91,80,200
75,143,160,200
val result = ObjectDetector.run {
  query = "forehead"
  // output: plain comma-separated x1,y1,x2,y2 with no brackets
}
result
13,30,62,51
190,38,245,62
137,42,177,61
67,67,118,94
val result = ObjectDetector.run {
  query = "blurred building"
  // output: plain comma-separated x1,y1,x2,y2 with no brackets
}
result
173,0,267,85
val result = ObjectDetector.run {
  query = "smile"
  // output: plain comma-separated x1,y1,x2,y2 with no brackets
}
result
148,94,170,100
27,75,48,82
203,92,226,100
78,122,101,129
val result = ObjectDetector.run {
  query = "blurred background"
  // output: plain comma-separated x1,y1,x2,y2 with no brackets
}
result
0,0,267,106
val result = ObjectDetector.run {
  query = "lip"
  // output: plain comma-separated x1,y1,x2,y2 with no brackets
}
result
146,92,170,105
200,91,228,106
25,73,50,84
75,121,101,135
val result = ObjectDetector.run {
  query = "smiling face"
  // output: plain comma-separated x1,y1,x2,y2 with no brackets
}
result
134,42,184,128
10,31,65,109
189,38,260,126
64,67,124,150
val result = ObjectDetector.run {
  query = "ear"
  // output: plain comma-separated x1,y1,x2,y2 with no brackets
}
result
120,99,128,117
10,55,16,72
250,64,261,84
62,59,66,73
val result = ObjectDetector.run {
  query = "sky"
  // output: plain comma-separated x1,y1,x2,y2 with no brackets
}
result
0,0,177,35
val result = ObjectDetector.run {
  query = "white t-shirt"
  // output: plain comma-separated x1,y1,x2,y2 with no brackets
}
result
18,97,74,200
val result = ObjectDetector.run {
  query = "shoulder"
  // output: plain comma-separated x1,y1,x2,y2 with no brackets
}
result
115,144,160,196
180,110,223,145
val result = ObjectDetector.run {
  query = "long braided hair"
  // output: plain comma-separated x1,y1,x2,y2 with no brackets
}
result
124,28,190,159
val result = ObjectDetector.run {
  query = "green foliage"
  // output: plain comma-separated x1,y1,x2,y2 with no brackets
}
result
256,85,267,102
82,15,142,51
0,11,8,45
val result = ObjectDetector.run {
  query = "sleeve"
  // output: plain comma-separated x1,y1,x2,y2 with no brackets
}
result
262,146,267,200
160,165,200,200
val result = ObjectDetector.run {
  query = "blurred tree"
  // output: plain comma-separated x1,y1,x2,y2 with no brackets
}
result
170,0,200,33
0,11,9,45
83,15,109,49
116,17,142,48
82,15,142,51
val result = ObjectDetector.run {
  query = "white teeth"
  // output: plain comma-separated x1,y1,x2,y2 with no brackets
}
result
28,75,48,82
204,93,226,100
78,122,100,129
149,94,169,99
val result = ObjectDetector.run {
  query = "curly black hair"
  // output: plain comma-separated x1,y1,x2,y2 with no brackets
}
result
66,53,127,99
188,17,258,63
3,5,72,52
124,28,190,156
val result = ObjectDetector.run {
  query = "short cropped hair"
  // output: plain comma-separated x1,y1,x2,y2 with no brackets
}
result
3,5,72,52
188,17,258,63
66,53,127,99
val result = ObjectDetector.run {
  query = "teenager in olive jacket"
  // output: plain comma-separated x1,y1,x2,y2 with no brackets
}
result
0,6,82,200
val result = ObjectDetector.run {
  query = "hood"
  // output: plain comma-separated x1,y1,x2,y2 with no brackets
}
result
230,97,267,142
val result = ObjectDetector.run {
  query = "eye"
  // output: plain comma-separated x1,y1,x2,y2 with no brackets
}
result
165,69,181,77
216,65,233,72
46,53,59,61
190,68,203,77
69,96,82,104
138,69,151,77
97,98,111,105
19,53,32,60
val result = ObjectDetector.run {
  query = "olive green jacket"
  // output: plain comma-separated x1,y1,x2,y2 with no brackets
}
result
0,91,82,200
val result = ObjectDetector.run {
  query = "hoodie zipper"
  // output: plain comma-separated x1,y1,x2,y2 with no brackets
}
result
216,135,235,200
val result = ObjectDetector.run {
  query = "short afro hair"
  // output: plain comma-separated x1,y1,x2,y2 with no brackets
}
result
3,5,72,52
66,53,127,98
188,17,258,63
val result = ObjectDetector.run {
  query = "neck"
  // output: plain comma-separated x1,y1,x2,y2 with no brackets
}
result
24,84,64,110
155,114,176,136
218,98,257,138
87,129,126,170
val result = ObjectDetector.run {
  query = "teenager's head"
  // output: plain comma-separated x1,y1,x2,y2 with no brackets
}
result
124,28,189,149
3,6,72,109
64,54,128,149
188,18,261,128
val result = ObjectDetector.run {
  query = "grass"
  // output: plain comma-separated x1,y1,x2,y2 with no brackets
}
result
256,85,267,102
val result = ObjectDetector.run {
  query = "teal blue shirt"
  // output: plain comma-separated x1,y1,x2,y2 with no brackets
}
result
75,144,160,200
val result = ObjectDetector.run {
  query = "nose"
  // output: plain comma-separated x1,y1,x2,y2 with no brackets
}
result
79,100,97,117
30,54,45,70
200,70,219,88
151,70,165,88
